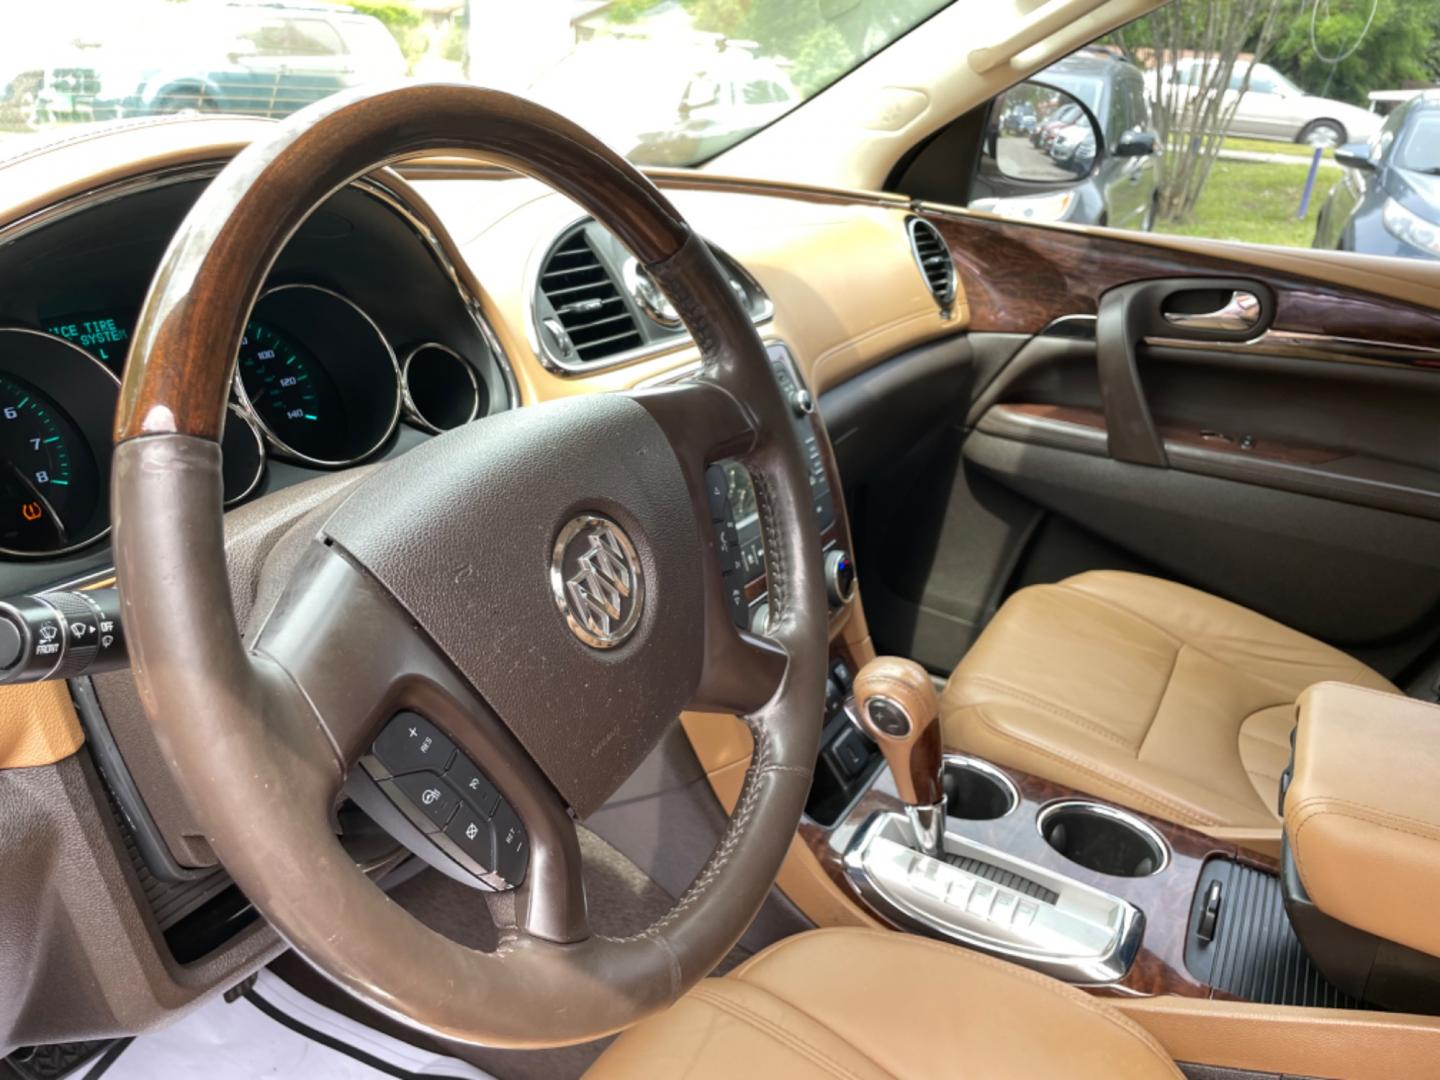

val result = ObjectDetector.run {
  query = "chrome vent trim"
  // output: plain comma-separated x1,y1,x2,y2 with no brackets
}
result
536,227,643,364
528,217,775,376
906,216,956,307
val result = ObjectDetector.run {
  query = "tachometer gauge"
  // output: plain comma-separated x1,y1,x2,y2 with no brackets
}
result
0,374,95,552
234,285,400,467
0,329,118,557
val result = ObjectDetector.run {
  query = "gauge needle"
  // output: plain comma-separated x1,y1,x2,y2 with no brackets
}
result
4,462,68,543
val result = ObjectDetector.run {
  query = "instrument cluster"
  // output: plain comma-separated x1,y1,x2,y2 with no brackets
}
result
0,283,495,559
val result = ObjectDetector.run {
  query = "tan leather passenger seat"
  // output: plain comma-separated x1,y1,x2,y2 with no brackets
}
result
942,571,1396,832
587,928,1181,1078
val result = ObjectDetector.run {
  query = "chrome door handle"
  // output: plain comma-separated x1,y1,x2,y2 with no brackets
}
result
1162,290,1261,333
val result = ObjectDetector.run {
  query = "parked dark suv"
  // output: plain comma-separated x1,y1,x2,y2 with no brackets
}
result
972,51,1161,230
1313,90,1440,261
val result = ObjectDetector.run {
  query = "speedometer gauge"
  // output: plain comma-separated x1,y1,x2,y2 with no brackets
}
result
234,285,400,467
237,320,345,460
0,328,118,557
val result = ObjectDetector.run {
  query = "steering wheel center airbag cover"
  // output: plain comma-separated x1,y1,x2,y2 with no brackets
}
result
322,393,703,816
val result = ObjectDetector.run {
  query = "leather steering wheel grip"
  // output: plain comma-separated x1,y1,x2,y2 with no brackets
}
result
109,83,828,1047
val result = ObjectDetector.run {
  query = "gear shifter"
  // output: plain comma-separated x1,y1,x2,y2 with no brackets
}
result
851,657,945,856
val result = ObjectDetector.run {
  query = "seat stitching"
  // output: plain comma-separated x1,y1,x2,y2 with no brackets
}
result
968,704,1221,827
1050,581,1185,647
688,985,889,1080
1289,796,1440,844
737,929,1180,1076
956,674,1138,750
1053,582,1351,698
1238,712,1296,751
1136,642,1184,761
1245,766,1283,786
1289,798,1440,904
1346,659,1395,692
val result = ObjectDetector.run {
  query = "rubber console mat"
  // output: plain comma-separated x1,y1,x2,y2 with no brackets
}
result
1186,856,1358,1008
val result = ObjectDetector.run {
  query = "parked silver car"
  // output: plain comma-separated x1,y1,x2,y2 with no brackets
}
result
1146,58,1381,147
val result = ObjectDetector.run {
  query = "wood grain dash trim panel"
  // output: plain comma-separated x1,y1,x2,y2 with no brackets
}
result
993,403,1344,465
926,212,1440,351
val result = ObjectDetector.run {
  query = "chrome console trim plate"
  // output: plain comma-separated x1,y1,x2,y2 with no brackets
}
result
842,810,1145,984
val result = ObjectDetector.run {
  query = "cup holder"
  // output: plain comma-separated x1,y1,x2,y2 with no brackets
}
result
1037,800,1170,877
942,756,1019,820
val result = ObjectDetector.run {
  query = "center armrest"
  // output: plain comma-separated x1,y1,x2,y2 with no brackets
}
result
1285,681,1440,960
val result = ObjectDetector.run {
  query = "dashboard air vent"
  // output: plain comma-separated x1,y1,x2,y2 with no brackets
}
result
906,217,956,307
537,228,643,364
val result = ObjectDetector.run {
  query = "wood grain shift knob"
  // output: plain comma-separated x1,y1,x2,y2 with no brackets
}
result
852,656,943,808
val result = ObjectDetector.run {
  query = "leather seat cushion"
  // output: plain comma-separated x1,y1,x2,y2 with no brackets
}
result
586,928,1180,1078
942,571,1396,831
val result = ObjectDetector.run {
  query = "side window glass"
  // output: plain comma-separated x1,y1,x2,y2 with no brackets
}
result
1248,71,1277,95
966,2,1419,258
1107,87,1128,144
239,19,289,56
1130,82,1150,131
742,81,774,106
287,19,345,56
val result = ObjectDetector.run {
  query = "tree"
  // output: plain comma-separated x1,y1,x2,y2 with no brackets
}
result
1111,0,1290,222
339,1,427,70
607,0,670,24
1266,0,1440,105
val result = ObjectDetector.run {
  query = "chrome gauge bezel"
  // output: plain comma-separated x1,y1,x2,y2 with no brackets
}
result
232,283,402,469
0,327,122,559
400,342,482,434
221,403,267,506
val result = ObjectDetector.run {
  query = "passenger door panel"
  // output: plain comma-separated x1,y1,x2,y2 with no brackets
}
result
851,212,1440,682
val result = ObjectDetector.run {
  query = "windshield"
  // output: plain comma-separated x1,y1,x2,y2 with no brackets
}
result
4,0,951,167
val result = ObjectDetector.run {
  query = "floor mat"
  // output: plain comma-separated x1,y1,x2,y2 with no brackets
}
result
77,969,495,1080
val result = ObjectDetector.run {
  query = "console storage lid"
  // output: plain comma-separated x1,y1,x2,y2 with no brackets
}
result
1286,682,1440,960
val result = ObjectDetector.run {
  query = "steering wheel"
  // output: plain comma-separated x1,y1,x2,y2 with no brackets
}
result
111,84,827,1046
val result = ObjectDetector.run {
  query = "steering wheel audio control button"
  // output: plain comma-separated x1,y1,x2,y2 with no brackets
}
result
492,802,530,886
445,755,501,819
704,465,731,522
444,805,496,872
392,771,460,830
373,712,455,776
715,522,743,577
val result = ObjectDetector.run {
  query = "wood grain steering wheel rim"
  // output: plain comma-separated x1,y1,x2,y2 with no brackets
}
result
111,83,827,1047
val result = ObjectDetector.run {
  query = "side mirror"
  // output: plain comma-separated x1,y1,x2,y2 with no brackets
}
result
1116,130,1158,157
1334,142,1376,171
989,80,1104,183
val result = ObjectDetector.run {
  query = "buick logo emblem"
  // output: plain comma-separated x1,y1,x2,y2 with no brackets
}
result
551,514,644,649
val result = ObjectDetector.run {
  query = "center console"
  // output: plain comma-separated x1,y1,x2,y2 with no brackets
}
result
809,656,1374,1009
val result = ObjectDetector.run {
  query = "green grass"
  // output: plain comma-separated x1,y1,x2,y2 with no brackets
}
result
1220,135,1329,159
1161,157,1335,247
